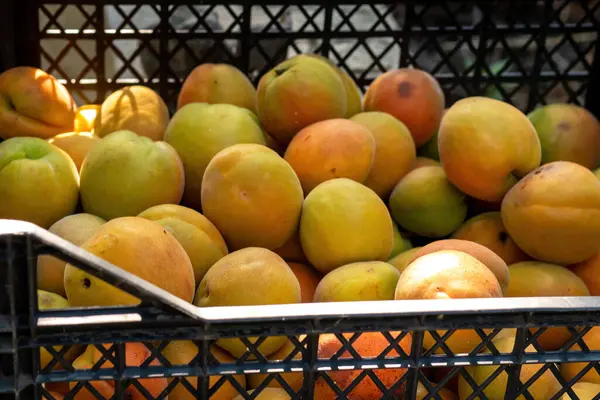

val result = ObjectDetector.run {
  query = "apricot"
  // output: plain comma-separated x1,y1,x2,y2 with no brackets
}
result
415,382,457,400
300,178,394,273
363,68,445,146
313,261,400,302
561,327,600,385
283,118,375,194
37,213,105,297
396,250,502,300
507,262,589,298
412,156,440,170
296,54,362,118
287,263,321,303
395,250,502,354
69,343,168,400
37,291,82,370
507,261,590,350
73,104,100,134
48,131,100,171
95,85,169,140
68,346,114,400
417,109,446,161
528,103,600,169
257,56,347,144
409,239,509,294
177,63,257,112
389,222,412,259
452,211,529,265
501,161,600,264
194,248,300,357
0,137,79,228
570,251,600,295
80,130,185,220
247,336,305,392
138,204,228,285
560,382,600,400
388,166,467,237
388,247,422,274
92,343,168,400
201,144,303,250
164,103,266,210
64,217,195,306
0,67,77,139
314,331,412,399
350,111,417,198
273,230,307,264
162,340,246,400
429,367,459,396
439,97,541,202
459,334,561,399
234,388,291,400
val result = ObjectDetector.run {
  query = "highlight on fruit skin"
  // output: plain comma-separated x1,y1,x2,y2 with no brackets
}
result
0,66,78,139
73,104,101,134
408,238,509,295
94,85,170,141
396,249,503,355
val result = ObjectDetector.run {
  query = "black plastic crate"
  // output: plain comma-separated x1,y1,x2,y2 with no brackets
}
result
3,1,600,116
2,1,600,400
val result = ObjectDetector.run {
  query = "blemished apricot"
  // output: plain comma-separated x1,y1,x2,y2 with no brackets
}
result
364,68,445,147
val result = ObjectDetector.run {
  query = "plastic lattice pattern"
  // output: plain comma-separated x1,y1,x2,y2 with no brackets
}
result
3,1,599,116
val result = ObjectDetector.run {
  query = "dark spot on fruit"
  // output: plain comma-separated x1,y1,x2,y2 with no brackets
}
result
274,67,289,77
534,170,542,175
331,167,337,174
82,278,91,289
557,121,571,131
397,81,413,97
498,231,509,243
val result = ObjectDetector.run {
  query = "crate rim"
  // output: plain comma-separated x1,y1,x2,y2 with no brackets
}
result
3,219,600,328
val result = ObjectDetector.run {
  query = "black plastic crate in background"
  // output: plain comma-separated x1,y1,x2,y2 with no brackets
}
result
3,0,600,117
3,1,600,400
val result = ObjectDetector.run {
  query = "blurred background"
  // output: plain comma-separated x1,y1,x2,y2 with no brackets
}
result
13,1,598,112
